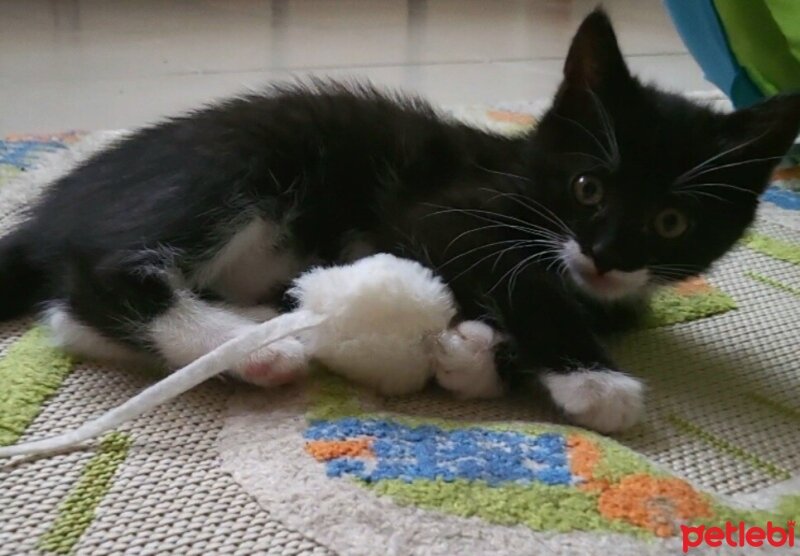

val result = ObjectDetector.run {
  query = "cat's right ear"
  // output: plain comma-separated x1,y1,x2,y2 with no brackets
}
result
712,93,800,194
562,8,631,94
721,93,800,161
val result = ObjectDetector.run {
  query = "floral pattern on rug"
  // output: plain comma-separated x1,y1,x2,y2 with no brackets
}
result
303,375,799,541
306,419,573,485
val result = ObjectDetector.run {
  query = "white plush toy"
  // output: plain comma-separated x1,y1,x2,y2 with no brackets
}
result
0,253,503,458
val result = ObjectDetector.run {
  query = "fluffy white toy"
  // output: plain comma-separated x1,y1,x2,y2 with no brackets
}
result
292,254,503,396
0,253,503,458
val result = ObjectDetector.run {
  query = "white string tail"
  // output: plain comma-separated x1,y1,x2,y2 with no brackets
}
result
0,310,325,459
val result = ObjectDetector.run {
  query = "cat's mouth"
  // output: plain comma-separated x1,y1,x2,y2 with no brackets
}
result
561,240,649,300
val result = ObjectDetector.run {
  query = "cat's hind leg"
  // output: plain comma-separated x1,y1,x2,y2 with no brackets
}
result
149,294,309,386
44,302,157,366
53,256,309,386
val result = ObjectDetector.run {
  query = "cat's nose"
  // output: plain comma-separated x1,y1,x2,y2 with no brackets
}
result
590,241,617,275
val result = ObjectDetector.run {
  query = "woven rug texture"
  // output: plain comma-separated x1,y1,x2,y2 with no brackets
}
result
0,97,798,555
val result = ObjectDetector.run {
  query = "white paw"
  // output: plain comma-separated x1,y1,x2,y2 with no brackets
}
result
433,320,504,399
233,336,310,387
542,368,644,433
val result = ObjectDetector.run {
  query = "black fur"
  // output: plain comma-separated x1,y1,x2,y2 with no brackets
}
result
1,10,798,418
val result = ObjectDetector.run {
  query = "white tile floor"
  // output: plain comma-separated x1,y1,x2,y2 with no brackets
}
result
0,0,714,134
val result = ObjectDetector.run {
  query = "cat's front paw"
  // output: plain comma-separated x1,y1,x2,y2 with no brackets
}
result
433,320,504,399
542,368,644,433
233,336,310,387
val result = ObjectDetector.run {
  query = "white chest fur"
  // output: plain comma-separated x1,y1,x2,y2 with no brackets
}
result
191,217,301,304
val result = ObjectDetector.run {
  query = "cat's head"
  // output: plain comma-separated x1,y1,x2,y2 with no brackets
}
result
528,8,800,301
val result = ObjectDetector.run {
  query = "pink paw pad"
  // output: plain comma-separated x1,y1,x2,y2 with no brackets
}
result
241,360,301,386
234,338,309,388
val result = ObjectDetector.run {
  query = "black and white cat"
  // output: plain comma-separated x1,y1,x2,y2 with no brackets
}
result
1,10,798,433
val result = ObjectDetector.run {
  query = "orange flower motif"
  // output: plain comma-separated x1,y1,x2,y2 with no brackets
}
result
305,438,373,461
567,434,609,492
5,131,84,144
673,276,713,296
773,165,800,181
486,110,537,126
598,474,713,537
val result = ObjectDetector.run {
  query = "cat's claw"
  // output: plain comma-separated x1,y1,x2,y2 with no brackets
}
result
234,336,310,387
542,368,644,433
433,320,505,399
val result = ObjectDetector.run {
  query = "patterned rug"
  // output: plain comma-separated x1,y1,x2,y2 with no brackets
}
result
0,97,799,555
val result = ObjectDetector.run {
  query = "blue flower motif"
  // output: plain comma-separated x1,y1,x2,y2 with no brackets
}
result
305,418,573,486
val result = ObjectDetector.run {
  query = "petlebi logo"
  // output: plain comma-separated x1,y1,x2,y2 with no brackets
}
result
681,521,795,553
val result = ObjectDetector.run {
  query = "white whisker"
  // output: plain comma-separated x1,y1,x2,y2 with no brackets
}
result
673,189,729,203
587,89,620,166
426,205,556,236
675,131,768,185
675,181,758,197
438,238,533,270
425,207,554,242
551,112,614,165
556,151,610,169
448,241,538,284
474,164,531,183
443,223,519,254
681,155,784,182
480,187,575,239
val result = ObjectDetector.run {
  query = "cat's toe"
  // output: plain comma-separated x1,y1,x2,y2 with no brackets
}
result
433,320,504,399
542,368,644,433
235,337,310,387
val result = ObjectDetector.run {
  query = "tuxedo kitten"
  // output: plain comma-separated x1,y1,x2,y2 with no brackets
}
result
1,10,797,433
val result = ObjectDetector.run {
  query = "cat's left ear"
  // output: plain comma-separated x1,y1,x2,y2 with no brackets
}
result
722,93,800,162
561,8,631,94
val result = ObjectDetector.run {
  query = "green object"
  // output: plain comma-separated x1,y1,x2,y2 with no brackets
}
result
714,0,800,96
38,433,132,555
764,0,800,69
667,415,791,480
750,393,800,422
745,271,800,298
0,327,74,446
643,285,736,328
369,479,647,537
776,494,800,523
743,233,800,266
307,369,364,422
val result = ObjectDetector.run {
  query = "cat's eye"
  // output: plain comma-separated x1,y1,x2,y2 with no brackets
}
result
653,208,689,239
573,175,604,206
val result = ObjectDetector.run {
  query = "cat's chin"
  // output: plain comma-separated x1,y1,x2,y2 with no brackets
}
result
568,269,648,301
561,240,649,301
